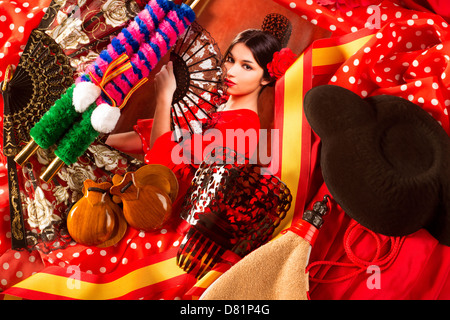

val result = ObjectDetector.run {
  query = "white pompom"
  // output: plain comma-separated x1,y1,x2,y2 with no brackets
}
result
73,82,102,113
91,103,121,134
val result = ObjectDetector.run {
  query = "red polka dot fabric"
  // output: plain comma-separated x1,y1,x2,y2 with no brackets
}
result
275,0,450,134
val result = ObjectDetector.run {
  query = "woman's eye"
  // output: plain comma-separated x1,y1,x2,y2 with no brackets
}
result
243,64,252,71
226,56,234,63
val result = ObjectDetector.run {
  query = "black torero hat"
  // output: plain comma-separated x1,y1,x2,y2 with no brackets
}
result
304,85,450,245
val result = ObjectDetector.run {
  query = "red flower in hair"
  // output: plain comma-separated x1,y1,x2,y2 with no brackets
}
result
267,48,298,80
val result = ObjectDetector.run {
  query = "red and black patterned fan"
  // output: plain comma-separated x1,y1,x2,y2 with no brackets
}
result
170,21,224,140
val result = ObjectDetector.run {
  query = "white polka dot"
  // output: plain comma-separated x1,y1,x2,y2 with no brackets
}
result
16,271,23,278
431,99,439,105
415,80,422,87
442,72,446,80
9,23,14,30
14,251,21,259
412,60,419,67
100,250,107,256
436,44,444,50
157,240,162,248
395,11,402,18
306,0,313,5
310,19,317,25
289,2,296,8
5,42,11,48
418,97,425,103
384,67,391,72
424,66,431,73
122,258,128,265
72,252,80,258
432,82,439,89
23,2,29,7
376,76,382,83
445,100,450,107
330,75,337,82
346,10,353,17
86,249,93,255
27,13,34,18
29,255,36,263
15,7,21,13
406,42,413,49
408,94,414,101
18,26,24,33
343,65,349,72
3,262,9,270
0,15,6,22
427,19,435,25
145,242,151,249
130,242,137,249
0,32,3,39
173,240,180,247
349,76,356,84
99,267,106,273
316,9,322,14
351,26,358,32
353,59,360,66
161,229,168,234
443,22,448,28
407,20,414,26
401,84,408,91
330,25,336,31
111,257,117,263
376,32,383,39
364,47,371,53
139,231,145,238
1,279,7,286
361,90,368,97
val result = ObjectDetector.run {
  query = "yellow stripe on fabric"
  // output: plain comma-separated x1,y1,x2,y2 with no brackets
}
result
193,270,224,289
2,294,22,300
13,257,184,300
275,54,305,236
312,34,374,67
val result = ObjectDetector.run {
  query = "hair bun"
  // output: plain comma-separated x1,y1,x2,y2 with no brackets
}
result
261,13,292,48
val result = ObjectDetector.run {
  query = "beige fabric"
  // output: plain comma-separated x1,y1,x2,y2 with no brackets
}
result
201,231,311,300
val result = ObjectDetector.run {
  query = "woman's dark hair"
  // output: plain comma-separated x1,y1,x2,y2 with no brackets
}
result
223,29,282,84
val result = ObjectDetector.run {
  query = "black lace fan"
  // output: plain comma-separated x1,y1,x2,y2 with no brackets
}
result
170,21,224,141
0,0,146,250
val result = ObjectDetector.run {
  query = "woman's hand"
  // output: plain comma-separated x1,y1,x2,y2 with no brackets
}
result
154,61,177,107
150,61,176,148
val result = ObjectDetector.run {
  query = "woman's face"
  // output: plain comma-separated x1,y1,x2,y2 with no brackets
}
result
223,42,270,97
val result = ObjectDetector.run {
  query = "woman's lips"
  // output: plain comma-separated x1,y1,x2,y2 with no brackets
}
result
224,79,236,87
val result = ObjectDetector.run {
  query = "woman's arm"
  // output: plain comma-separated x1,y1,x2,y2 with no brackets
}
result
105,131,143,154
149,61,177,149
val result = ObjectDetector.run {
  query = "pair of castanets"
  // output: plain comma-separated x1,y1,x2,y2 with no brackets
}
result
66,164,179,247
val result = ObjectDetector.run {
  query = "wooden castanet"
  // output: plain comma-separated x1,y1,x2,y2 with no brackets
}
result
67,179,125,247
110,170,173,231
133,164,179,202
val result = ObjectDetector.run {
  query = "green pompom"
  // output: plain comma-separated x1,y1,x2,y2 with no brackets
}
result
30,84,79,149
54,102,99,165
